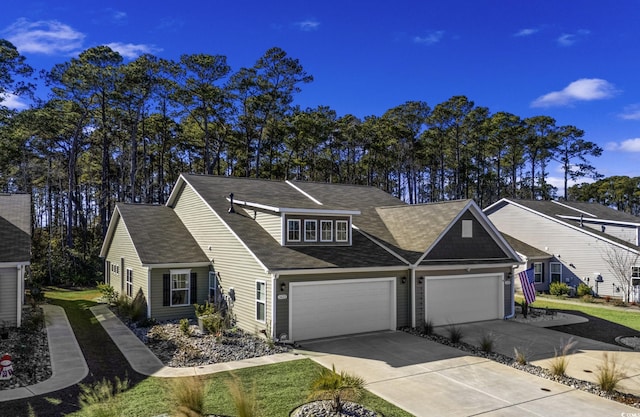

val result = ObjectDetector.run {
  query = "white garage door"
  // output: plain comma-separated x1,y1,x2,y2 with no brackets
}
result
290,278,396,341
426,274,503,326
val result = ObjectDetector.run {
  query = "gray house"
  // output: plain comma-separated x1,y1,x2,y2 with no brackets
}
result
485,198,640,301
101,174,522,342
0,194,31,327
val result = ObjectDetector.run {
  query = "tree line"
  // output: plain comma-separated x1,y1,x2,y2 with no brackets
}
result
0,40,616,285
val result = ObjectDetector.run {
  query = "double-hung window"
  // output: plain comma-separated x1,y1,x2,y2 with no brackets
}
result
533,263,543,283
256,281,266,322
321,220,333,242
171,269,190,306
287,219,300,242
550,262,562,283
304,220,317,242
125,269,133,297
336,220,348,242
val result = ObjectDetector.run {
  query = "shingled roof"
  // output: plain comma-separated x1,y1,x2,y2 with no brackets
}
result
0,194,31,263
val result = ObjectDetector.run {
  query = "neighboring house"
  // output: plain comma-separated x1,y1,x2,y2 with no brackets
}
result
485,199,640,301
100,174,522,342
0,194,31,327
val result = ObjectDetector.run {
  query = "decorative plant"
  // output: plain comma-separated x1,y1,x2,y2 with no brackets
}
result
226,373,257,417
576,283,592,297
596,353,627,393
479,332,495,353
171,376,207,417
78,376,130,417
549,282,571,296
179,318,191,337
308,364,366,413
549,337,577,377
513,347,527,365
419,319,433,336
447,324,463,343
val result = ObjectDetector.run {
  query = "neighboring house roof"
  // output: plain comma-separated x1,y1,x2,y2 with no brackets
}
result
0,194,31,263
501,233,552,260
485,198,640,253
100,203,209,266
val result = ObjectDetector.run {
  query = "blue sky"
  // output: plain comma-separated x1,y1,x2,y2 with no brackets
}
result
2,0,640,190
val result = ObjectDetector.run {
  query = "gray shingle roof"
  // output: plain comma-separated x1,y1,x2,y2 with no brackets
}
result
501,233,551,259
0,194,31,262
116,203,209,265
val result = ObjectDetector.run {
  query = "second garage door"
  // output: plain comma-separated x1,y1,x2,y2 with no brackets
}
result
289,278,396,341
425,274,503,326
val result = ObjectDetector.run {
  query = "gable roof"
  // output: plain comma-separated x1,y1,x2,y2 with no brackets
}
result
501,233,552,260
100,203,209,266
0,194,31,263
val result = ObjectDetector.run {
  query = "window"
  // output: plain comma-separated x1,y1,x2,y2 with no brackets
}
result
461,220,473,238
336,220,348,242
533,263,543,283
304,220,317,242
632,266,640,278
171,269,190,306
208,271,217,303
550,262,562,283
125,269,133,297
321,220,333,242
256,281,266,322
287,219,300,242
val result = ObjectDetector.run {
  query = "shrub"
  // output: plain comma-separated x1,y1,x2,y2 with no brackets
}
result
576,283,592,297
513,347,527,365
97,283,118,305
418,319,433,336
479,333,495,353
447,324,463,343
549,282,571,296
78,376,130,417
114,294,145,323
171,377,206,417
549,337,577,377
179,318,191,337
308,364,366,413
596,353,627,393
613,298,627,307
581,294,594,303
226,374,257,417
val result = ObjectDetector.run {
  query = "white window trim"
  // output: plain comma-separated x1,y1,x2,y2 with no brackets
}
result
170,269,191,307
632,266,640,278
287,219,300,242
125,268,133,297
336,220,349,242
550,262,562,283
256,280,266,322
304,219,317,242
533,262,543,283
462,220,473,238
320,220,333,242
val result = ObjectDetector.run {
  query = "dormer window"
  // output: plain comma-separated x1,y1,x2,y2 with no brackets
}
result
287,219,300,242
321,220,333,242
304,220,317,242
336,220,348,242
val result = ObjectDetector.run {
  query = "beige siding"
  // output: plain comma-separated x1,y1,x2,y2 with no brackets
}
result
242,208,282,243
172,183,270,334
148,266,211,321
584,223,638,246
275,270,410,337
488,204,635,298
103,215,148,310
0,267,17,325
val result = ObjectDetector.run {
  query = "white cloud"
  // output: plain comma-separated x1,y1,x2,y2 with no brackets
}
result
606,138,640,152
0,93,28,110
557,29,590,47
294,20,320,31
106,42,162,60
2,18,85,55
619,104,640,120
531,78,618,108
414,31,444,45
514,28,539,37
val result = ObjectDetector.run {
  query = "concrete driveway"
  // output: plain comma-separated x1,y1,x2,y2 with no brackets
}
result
298,328,639,417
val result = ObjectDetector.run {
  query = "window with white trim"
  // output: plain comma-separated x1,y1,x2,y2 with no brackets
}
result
320,220,333,242
256,281,266,322
550,262,562,283
461,220,473,238
171,269,190,306
208,271,217,303
125,269,133,297
304,220,317,242
336,220,348,242
287,219,300,242
533,262,543,283
632,266,640,278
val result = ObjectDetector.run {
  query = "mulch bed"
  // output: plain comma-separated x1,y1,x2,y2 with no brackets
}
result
546,309,640,346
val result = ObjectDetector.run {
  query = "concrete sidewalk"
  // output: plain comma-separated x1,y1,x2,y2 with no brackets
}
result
0,305,88,402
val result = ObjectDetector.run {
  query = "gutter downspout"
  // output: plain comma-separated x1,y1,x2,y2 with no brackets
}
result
17,265,23,327
147,268,152,319
410,266,416,328
504,270,515,319
271,273,278,341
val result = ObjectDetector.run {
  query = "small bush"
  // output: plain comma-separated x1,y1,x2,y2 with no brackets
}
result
581,294,594,303
114,294,145,323
418,319,433,336
549,282,571,296
97,283,119,305
596,353,627,393
78,376,130,417
179,318,191,337
514,347,527,365
576,283,592,297
479,333,495,353
308,364,366,413
613,299,627,307
549,337,577,377
447,324,463,343
171,377,206,417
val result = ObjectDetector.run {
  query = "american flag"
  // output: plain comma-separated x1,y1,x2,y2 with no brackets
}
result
518,267,536,304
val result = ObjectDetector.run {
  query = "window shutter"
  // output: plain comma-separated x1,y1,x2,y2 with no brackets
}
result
190,272,197,304
163,273,170,306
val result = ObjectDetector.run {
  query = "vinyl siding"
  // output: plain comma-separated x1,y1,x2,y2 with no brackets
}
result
275,270,410,338
242,208,282,243
488,204,635,298
0,267,17,325
172,183,270,334
148,266,210,321
103,215,148,308
583,223,639,246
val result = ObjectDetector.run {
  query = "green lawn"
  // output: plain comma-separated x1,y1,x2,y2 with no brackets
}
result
45,287,414,417
516,295,640,332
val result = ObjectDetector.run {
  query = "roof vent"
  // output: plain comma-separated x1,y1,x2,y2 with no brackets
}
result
580,214,583,227
228,193,235,214
601,225,606,233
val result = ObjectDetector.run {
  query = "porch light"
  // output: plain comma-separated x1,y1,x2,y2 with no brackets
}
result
280,282,286,292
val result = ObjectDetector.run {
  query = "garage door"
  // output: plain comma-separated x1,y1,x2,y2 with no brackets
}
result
290,278,396,341
425,274,503,326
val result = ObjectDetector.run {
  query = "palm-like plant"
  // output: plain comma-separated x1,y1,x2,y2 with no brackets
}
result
308,364,366,413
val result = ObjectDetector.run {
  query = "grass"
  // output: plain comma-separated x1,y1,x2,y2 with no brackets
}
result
43,287,414,417
549,337,577,377
515,295,640,331
596,353,627,393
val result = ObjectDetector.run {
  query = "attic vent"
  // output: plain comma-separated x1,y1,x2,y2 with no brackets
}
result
601,225,606,233
580,214,583,227
228,193,235,214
